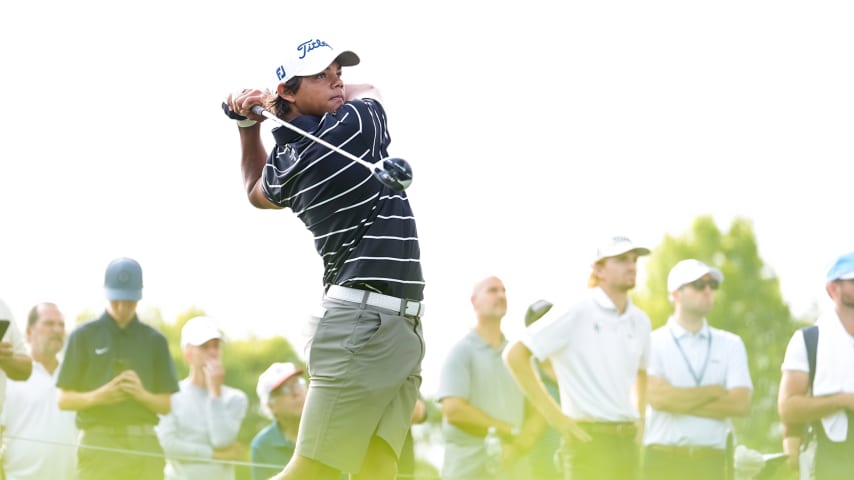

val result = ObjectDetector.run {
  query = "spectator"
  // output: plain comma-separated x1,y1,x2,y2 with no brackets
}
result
57,257,180,480
0,297,33,412
398,396,428,480
157,316,248,479
778,250,854,479
504,235,652,480
437,276,537,479
643,259,752,480
250,362,306,480
1,302,78,479
521,300,562,480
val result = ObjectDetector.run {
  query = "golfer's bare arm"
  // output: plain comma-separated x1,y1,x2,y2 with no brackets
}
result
235,123,279,210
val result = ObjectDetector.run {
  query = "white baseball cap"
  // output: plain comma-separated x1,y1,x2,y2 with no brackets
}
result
667,259,724,293
594,235,650,263
256,362,304,418
274,37,359,87
180,316,223,349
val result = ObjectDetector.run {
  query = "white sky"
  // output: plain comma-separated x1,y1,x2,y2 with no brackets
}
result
2,0,852,396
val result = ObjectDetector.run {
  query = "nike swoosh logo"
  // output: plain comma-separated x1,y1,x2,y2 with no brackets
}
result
95,347,109,355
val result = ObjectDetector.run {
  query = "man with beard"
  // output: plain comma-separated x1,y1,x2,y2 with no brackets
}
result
504,236,652,480
779,250,854,479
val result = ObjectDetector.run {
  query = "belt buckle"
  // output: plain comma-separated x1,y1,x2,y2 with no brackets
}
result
405,299,424,317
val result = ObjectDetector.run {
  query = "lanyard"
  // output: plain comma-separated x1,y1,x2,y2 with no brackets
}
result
670,328,712,386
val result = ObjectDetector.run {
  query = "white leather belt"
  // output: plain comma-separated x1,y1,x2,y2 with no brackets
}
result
326,285,425,318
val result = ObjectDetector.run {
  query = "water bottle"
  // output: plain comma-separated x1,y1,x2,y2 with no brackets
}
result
484,426,503,475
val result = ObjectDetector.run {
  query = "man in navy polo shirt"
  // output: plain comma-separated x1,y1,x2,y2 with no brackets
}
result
224,36,425,480
57,257,180,480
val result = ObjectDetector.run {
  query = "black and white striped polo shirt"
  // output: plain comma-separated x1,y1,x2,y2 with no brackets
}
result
261,99,424,301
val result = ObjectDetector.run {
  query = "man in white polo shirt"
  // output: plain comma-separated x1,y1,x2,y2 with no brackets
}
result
642,259,752,480
504,235,652,480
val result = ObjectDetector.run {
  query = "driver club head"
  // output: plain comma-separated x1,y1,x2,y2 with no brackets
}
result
373,157,413,191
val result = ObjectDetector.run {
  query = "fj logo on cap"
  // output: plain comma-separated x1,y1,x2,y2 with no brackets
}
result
297,38,331,59
276,65,287,81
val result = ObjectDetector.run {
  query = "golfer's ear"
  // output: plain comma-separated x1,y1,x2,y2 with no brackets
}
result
277,83,295,101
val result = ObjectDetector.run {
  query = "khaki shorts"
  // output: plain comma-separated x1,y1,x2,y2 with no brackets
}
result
297,296,425,473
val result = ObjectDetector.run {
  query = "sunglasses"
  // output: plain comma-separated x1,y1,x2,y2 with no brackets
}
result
687,278,720,291
273,377,307,397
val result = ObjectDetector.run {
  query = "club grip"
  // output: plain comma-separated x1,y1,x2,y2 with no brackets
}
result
221,101,247,121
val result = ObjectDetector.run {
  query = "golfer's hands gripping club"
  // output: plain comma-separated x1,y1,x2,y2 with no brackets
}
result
224,89,268,125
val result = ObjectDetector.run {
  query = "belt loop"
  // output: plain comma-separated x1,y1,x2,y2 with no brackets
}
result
399,298,407,316
360,290,369,309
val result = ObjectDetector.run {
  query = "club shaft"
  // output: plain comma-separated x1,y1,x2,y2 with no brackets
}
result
250,106,374,170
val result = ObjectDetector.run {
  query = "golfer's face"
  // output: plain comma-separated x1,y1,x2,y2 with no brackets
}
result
292,62,345,116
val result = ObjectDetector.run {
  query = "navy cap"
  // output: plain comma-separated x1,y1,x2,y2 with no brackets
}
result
104,257,143,301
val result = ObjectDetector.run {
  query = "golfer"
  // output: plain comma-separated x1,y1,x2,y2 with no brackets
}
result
224,36,425,480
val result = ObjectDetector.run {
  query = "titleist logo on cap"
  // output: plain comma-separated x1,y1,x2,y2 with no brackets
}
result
275,38,333,81
297,38,331,59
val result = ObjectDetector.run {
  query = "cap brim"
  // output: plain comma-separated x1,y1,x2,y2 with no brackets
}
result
835,271,854,281
269,369,305,393
596,246,650,262
105,288,141,301
335,51,360,67
292,50,360,80
185,334,223,347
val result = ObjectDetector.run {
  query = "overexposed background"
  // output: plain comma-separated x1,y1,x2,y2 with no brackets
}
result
1,0,852,397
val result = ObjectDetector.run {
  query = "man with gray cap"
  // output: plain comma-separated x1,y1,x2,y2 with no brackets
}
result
57,257,180,480
504,235,652,480
779,250,854,479
642,259,752,480
157,316,248,480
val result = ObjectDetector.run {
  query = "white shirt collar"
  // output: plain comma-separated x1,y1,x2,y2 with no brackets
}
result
590,287,633,312
667,316,710,338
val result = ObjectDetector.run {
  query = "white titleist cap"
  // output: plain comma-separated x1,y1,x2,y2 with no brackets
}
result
274,37,359,87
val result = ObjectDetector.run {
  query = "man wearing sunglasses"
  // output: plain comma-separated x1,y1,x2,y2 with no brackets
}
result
642,259,753,480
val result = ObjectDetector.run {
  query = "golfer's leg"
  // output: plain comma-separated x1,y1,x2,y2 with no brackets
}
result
352,436,398,480
271,454,343,480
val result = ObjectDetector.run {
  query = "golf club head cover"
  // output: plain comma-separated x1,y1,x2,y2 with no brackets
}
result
525,299,554,326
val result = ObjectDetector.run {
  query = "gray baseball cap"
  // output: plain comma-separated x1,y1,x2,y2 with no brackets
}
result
104,257,143,301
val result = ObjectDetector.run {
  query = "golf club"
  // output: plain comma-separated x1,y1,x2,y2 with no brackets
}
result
249,105,412,191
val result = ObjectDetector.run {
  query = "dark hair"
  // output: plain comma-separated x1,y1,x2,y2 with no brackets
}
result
267,77,302,118
27,302,57,328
